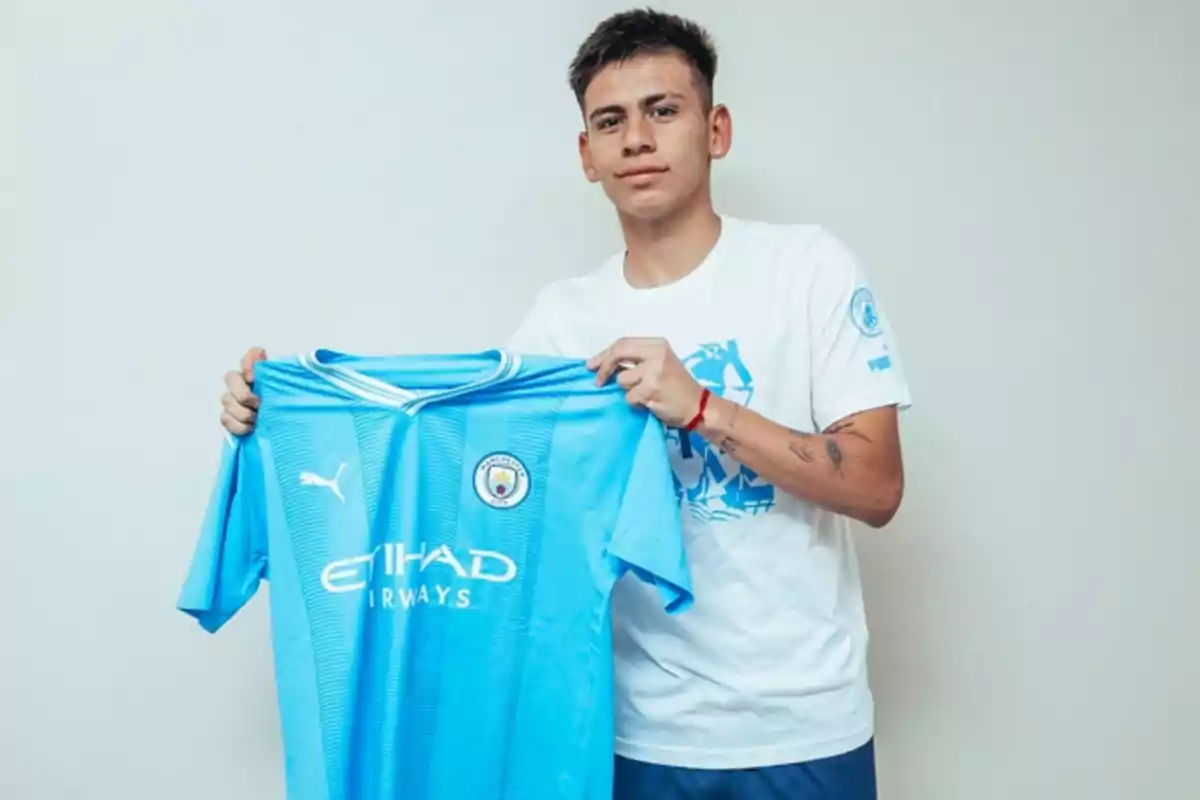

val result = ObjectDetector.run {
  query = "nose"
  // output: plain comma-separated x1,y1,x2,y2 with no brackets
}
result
621,115,656,156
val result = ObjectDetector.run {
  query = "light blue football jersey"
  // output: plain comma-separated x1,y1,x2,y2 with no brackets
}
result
177,349,692,800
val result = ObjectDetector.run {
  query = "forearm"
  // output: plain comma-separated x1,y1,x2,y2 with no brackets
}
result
695,395,903,527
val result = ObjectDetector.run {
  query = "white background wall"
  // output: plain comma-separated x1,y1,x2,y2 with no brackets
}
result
2,0,1197,797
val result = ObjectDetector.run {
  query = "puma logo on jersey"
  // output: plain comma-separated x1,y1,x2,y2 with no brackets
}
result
300,463,346,503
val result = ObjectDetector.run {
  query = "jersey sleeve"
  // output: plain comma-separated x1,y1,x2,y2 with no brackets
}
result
177,433,268,633
806,229,914,431
606,415,694,613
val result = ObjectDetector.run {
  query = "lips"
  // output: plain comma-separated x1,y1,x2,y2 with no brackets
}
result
618,166,668,178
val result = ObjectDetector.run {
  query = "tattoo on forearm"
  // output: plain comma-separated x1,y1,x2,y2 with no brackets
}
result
717,403,743,454
787,429,815,463
789,428,845,476
826,419,873,444
826,440,845,475
728,413,857,481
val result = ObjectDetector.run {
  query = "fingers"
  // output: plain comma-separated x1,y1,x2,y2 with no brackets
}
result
589,337,656,385
623,382,655,408
224,369,260,410
615,364,643,390
221,389,257,424
585,342,616,372
612,364,657,409
221,364,260,435
221,410,254,436
241,346,268,383
586,340,616,384
219,348,265,436
592,351,622,387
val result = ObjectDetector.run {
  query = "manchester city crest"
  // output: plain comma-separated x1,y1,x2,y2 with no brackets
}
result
849,287,884,338
473,453,530,509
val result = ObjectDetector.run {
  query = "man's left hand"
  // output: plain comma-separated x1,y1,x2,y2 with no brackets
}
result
587,337,705,428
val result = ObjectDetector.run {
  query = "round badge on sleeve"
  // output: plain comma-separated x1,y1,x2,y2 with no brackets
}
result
849,287,884,338
474,453,530,509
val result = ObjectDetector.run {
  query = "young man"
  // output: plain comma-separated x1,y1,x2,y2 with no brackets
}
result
219,9,911,799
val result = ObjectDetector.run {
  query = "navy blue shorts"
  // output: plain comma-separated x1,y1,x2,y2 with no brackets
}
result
612,739,877,799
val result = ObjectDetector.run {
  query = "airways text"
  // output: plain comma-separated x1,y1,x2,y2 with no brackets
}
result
320,542,519,611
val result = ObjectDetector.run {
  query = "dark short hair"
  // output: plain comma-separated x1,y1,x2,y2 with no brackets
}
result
568,8,718,110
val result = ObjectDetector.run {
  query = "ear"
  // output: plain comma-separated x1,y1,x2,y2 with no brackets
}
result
578,131,601,183
708,103,732,160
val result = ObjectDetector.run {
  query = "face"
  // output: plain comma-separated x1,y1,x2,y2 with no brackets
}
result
578,51,731,222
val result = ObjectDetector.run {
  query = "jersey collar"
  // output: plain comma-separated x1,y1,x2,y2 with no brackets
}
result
298,348,522,415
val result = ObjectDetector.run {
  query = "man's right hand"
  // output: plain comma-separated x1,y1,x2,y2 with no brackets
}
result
220,347,267,435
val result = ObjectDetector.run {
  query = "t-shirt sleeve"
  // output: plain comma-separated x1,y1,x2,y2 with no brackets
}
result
505,284,563,356
606,415,693,614
806,229,914,431
177,433,269,633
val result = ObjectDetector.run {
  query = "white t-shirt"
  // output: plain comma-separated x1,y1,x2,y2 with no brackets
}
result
507,215,913,770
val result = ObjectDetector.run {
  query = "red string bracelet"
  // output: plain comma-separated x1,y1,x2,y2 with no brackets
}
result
684,388,712,432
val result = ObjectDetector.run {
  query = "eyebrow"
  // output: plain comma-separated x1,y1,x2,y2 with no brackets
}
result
588,92,686,123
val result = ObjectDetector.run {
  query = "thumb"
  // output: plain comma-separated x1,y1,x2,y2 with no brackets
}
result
241,347,268,382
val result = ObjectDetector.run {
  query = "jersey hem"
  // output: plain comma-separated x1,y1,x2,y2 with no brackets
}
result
613,722,874,770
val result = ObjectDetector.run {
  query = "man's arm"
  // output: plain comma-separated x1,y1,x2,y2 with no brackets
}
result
587,336,906,529
696,395,904,528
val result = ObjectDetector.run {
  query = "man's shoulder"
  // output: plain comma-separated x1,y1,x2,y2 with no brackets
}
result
529,253,619,307
507,254,619,356
729,216,844,255
725,216,858,281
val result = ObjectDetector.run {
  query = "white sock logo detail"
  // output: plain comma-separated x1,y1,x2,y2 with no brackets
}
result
300,462,346,503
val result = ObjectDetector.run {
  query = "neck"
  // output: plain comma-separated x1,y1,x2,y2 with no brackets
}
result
617,194,722,289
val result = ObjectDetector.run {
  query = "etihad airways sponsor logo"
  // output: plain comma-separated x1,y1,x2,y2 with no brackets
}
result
321,541,517,610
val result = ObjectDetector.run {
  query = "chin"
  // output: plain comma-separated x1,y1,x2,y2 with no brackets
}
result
613,190,683,222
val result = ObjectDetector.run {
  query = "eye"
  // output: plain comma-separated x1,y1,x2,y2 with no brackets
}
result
651,105,678,119
595,116,620,131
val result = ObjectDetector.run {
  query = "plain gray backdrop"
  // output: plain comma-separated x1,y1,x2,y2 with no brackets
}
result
2,0,1197,797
